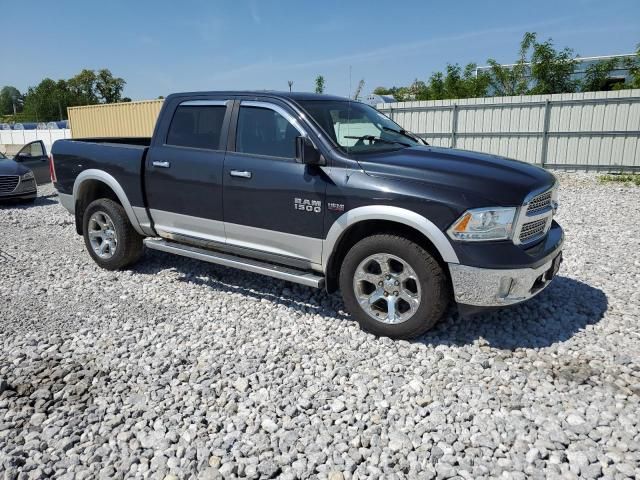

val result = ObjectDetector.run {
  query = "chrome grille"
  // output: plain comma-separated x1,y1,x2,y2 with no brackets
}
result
527,190,553,215
519,218,548,243
0,175,19,194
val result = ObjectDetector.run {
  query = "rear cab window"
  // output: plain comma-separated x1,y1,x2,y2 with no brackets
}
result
166,103,227,150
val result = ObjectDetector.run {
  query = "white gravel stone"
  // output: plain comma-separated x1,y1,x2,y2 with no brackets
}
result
1,176,639,478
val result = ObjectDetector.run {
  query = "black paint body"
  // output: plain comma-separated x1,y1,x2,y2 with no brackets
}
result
52,91,562,270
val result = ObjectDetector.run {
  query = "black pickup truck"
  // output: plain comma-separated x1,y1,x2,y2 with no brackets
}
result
52,91,563,339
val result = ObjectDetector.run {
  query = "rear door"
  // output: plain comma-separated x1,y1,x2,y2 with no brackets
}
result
145,97,233,245
14,141,49,184
222,99,327,267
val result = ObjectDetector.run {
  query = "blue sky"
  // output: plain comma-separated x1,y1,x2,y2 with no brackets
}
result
1,0,638,100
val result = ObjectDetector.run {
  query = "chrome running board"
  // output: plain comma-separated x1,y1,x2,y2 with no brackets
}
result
144,238,325,288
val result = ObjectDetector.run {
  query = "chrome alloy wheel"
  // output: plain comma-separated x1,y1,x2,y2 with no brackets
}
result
352,253,422,324
88,211,118,259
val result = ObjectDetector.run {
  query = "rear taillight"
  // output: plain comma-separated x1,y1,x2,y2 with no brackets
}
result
49,154,57,183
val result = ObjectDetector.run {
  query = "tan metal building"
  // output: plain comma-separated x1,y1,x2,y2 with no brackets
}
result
67,99,164,138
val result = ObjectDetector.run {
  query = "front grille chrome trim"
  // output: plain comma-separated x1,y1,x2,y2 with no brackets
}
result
512,182,558,246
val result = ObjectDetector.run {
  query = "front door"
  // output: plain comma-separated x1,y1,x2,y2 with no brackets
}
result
223,100,326,267
14,141,49,184
145,98,232,245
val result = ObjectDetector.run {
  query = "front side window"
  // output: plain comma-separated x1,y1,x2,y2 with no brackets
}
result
298,100,422,154
166,105,227,150
17,141,44,158
236,106,300,159
28,142,44,156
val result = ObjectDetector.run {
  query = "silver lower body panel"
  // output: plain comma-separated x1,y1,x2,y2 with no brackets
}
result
144,238,325,288
448,255,561,307
58,192,74,213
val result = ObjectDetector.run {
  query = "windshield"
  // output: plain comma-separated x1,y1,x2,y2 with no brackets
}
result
298,100,422,154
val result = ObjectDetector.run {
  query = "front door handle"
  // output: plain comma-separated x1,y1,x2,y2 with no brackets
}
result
152,161,171,168
230,170,252,179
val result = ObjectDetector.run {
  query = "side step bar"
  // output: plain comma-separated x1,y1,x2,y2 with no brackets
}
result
144,238,325,288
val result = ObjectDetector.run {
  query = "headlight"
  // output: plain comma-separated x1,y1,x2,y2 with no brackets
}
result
447,207,516,241
21,171,34,181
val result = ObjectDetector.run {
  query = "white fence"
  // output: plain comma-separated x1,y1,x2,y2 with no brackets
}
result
378,89,640,171
0,129,71,155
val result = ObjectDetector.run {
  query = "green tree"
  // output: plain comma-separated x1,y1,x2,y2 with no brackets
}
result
616,45,640,90
373,86,390,95
17,68,128,121
408,79,430,100
95,69,126,103
412,63,490,100
486,32,535,96
314,75,325,94
67,69,99,105
528,34,578,94
581,58,620,92
0,86,22,115
22,79,64,121
486,32,578,95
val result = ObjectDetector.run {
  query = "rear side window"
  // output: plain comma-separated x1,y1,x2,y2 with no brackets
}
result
236,106,299,159
166,105,226,150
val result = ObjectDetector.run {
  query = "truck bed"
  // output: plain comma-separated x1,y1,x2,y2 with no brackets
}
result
51,138,150,208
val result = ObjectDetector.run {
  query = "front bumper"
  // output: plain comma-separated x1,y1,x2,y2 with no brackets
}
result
449,252,562,307
448,221,563,308
0,178,37,200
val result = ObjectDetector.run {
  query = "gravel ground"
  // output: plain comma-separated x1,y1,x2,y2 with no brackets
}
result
1,174,639,480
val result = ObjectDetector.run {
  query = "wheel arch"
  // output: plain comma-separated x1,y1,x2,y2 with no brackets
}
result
73,170,144,236
322,206,459,293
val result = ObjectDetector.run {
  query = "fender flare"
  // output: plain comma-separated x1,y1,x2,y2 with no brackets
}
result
73,169,145,236
322,205,459,272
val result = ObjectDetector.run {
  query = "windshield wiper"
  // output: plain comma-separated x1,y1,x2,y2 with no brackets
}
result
381,126,426,144
344,135,411,147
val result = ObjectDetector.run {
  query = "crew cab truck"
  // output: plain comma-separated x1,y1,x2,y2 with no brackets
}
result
51,91,563,339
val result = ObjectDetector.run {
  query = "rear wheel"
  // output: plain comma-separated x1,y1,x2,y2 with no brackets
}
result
82,198,143,270
339,234,449,339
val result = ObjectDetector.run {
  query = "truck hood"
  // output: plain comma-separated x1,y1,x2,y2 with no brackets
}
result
0,159,29,176
356,146,556,206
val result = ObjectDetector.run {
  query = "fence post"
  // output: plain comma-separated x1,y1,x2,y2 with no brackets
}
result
540,100,551,168
451,103,459,148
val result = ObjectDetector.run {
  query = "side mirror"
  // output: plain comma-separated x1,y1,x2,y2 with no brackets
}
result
15,152,28,161
295,136,325,166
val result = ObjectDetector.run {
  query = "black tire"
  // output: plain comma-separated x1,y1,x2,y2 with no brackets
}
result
339,234,450,339
82,198,143,270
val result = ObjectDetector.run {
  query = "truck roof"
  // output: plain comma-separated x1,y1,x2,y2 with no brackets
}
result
165,91,350,102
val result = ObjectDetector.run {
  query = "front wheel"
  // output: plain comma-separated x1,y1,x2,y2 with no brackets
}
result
339,234,450,339
82,198,143,270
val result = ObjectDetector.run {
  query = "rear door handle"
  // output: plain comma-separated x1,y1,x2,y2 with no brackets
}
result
152,161,170,168
230,170,252,179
